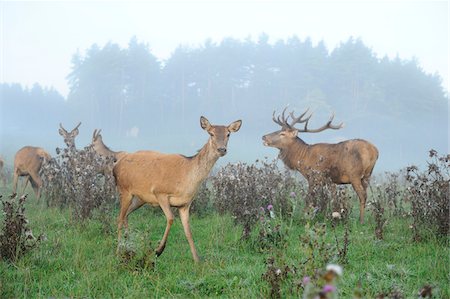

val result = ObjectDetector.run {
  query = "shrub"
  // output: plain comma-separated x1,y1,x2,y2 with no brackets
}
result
406,150,449,240
41,145,117,222
0,194,43,261
212,159,301,238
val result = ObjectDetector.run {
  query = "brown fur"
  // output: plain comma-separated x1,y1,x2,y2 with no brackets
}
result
113,117,242,262
13,146,51,199
263,111,378,223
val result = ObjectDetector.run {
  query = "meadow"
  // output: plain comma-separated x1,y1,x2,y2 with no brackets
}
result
0,152,448,298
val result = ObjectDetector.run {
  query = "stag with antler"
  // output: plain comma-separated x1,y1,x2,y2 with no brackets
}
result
59,122,81,150
263,107,378,223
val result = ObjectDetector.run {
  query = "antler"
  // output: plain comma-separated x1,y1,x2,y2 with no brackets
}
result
272,107,290,127
291,110,344,133
73,122,81,131
59,123,67,133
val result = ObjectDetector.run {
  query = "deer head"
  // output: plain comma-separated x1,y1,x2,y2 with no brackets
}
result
59,122,81,149
262,107,344,149
200,116,242,156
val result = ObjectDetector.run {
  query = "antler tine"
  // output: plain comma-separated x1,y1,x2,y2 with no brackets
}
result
74,122,82,130
289,108,312,127
93,129,97,139
298,112,344,133
59,123,67,132
272,107,290,127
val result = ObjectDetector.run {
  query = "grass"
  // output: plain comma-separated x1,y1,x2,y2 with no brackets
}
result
0,185,448,298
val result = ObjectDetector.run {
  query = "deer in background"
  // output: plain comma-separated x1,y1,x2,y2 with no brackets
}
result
114,116,242,262
262,108,378,223
0,156,7,187
13,146,51,199
59,122,81,150
91,129,126,162
91,129,127,176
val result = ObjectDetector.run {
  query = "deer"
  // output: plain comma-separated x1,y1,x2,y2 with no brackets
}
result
91,129,127,176
13,146,52,199
59,122,81,150
113,116,242,262
0,156,7,187
262,107,378,223
91,129,126,161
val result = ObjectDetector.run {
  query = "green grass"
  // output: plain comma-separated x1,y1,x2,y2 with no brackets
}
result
0,186,448,298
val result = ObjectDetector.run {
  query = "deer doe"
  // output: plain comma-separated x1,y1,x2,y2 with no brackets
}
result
262,107,378,223
113,116,242,262
13,146,51,199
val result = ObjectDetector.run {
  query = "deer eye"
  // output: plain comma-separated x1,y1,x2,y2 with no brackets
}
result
279,132,286,137
227,132,230,137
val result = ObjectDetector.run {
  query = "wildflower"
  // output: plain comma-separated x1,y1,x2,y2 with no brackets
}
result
323,284,336,293
267,204,273,210
302,276,310,285
290,191,296,197
332,212,341,219
275,268,281,275
326,264,343,277
260,207,265,212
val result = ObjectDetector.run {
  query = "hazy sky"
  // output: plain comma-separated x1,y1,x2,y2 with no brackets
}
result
1,1,449,97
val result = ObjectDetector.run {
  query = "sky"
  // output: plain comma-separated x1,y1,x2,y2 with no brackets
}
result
1,1,449,97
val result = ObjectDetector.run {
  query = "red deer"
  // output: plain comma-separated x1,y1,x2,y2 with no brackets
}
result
114,116,242,262
59,122,81,150
262,108,378,223
13,146,51,199
0,156,7,187
91,129,126,162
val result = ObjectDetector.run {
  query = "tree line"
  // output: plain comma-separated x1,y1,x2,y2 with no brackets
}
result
0,35,448,169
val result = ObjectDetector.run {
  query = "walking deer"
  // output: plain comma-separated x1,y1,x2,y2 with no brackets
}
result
114,116,242,262
59,122,81,150
13,146,51,199
262,108,378,223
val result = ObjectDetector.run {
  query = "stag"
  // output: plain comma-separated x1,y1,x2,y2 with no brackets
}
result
114,116,242,262
0,156,7,187
59,122,81,150
92,129,126,162
13,146,51,199
262,108,378,223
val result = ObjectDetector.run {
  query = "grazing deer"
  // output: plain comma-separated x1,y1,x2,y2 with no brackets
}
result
114,116,242,262
13,146,51,199
59,122,81,150
262,108,378,223
0,156,7,187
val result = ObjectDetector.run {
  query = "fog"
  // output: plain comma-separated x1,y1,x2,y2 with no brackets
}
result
0,1,448,172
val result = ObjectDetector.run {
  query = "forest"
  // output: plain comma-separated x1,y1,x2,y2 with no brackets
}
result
0,35,448,170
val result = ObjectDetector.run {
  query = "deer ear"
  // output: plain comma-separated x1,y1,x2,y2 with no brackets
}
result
200,116,211,131
228,120,242,132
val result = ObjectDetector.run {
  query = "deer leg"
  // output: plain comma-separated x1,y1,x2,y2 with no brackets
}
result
155,198,174,257
117,191,133,254
124,196,146,233
179,204,200,262
351,180,367,224
12,171,19,194
29,172,42,199
20,176,30,195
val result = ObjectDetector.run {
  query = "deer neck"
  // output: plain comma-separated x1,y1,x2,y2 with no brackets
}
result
190,139,220,182
279,137,309,171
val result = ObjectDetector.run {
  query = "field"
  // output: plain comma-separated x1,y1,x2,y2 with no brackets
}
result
0,170,448,298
